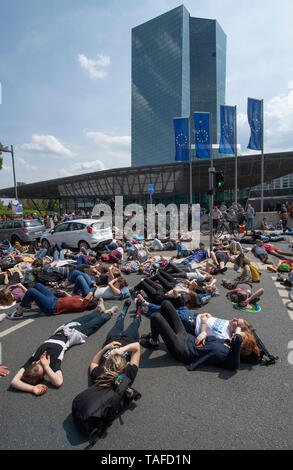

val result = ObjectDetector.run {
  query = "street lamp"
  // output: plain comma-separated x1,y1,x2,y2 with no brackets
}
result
0,144,18,199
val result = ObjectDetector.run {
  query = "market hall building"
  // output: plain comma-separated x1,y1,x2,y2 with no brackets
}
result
0,151,293,213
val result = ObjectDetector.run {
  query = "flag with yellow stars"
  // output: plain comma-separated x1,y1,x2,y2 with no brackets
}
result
194,112,211,159
247,98,263,151
174,117,189,161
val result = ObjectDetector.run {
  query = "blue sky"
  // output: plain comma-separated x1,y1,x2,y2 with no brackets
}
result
1,0,293,190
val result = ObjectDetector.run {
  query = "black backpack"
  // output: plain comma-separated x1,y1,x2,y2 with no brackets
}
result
72,376,141,449
241,332,279,366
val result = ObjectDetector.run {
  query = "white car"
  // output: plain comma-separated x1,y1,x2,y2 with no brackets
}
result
40,219,113,251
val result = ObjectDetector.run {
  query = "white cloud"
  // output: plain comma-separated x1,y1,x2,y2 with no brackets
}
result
21,135,76,158
77,53,110,80
264,84,293,151
58,160,105,178
17,157,38,171
72,160,105,172
58,168,73,177
85,131,130,149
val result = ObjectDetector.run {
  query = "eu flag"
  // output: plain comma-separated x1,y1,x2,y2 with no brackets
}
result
174,117,189,161
219,105,236,155
247,98,263,151
193,112,211,159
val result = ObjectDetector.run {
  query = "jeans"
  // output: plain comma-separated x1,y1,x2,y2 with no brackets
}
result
20,283,58,313
104,242,118,251
177,244,190,258
283,226,293,234
68,269,95,286
143,303,161,317
70,310,110,337
53,249,65,261
73,275,95,297
246,218,254,230
105,316,141,344
34,249,47,259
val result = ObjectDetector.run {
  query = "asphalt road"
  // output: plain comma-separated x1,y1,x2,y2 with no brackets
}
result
0,240,293,450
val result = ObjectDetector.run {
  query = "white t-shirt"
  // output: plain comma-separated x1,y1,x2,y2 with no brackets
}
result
186,271,205,282
195,316,231,341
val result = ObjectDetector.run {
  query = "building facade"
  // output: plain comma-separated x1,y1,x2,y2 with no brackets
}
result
131,5,226,166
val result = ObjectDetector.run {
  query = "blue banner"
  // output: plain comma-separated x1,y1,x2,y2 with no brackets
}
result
247,98,262,151
11,199,23,217
219,105,236,155
193,112,211,159
174,117,189,161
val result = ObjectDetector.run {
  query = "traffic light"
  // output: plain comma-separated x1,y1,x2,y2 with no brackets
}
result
215,170,224,191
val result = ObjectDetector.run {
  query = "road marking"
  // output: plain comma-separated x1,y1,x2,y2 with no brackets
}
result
271,276,293,320
0,319,34,338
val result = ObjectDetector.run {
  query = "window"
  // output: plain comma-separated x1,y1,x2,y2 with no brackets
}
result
70,223,86,231
54,223,70,233
24,220,43,227
13,221,22,228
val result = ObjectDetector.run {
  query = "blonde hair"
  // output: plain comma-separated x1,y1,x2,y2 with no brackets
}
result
95,354,131,390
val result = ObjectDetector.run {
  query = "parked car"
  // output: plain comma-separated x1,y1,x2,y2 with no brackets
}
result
40,219,113,251
0,219,46,244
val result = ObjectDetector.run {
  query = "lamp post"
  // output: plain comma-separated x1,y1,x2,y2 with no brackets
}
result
0,145,18,200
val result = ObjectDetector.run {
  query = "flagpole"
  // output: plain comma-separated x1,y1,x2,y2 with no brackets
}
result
261,99,264,212
209,112,214,254
234,106,238,206
189,115,192,205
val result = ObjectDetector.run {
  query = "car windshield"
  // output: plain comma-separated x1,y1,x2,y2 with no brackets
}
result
91,222,105,230
24,220,43,227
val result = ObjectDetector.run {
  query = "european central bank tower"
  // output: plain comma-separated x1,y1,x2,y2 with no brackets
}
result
131,5,226,166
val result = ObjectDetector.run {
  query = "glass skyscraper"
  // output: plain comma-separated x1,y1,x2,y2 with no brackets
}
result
131,5,226,166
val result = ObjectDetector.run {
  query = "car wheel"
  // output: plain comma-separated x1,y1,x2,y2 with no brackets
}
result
41,239,50,250
78,240,90,250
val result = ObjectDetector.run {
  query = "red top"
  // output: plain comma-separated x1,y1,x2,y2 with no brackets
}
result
55,296,89,315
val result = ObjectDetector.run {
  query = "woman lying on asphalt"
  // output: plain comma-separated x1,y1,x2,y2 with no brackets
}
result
132,277,199,309
7,282,99,320
140,300,259,371
135,293,255,338
89,299,140,387
10,304,116,395
68,269,130,301
225,284,264,310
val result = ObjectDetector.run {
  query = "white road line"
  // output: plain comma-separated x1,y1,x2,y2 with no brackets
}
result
0,319,34,338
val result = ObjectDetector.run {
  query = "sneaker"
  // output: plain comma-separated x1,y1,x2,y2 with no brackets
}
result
98,298,106,313
7,310,24,320
0,313,7,322
140,337,160,350
105,306,118,315
120,299,131,317
140,332,152,339
201,295,211,305
129,288,136,300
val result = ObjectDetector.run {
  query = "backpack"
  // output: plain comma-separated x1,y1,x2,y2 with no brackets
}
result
278,262,291,272
35,271,63,284
241,332,279,366
249,265,261,282
72,376,141,449
132,245,149,263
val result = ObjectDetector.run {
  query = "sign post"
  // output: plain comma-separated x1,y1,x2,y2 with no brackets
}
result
148,184,154,208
